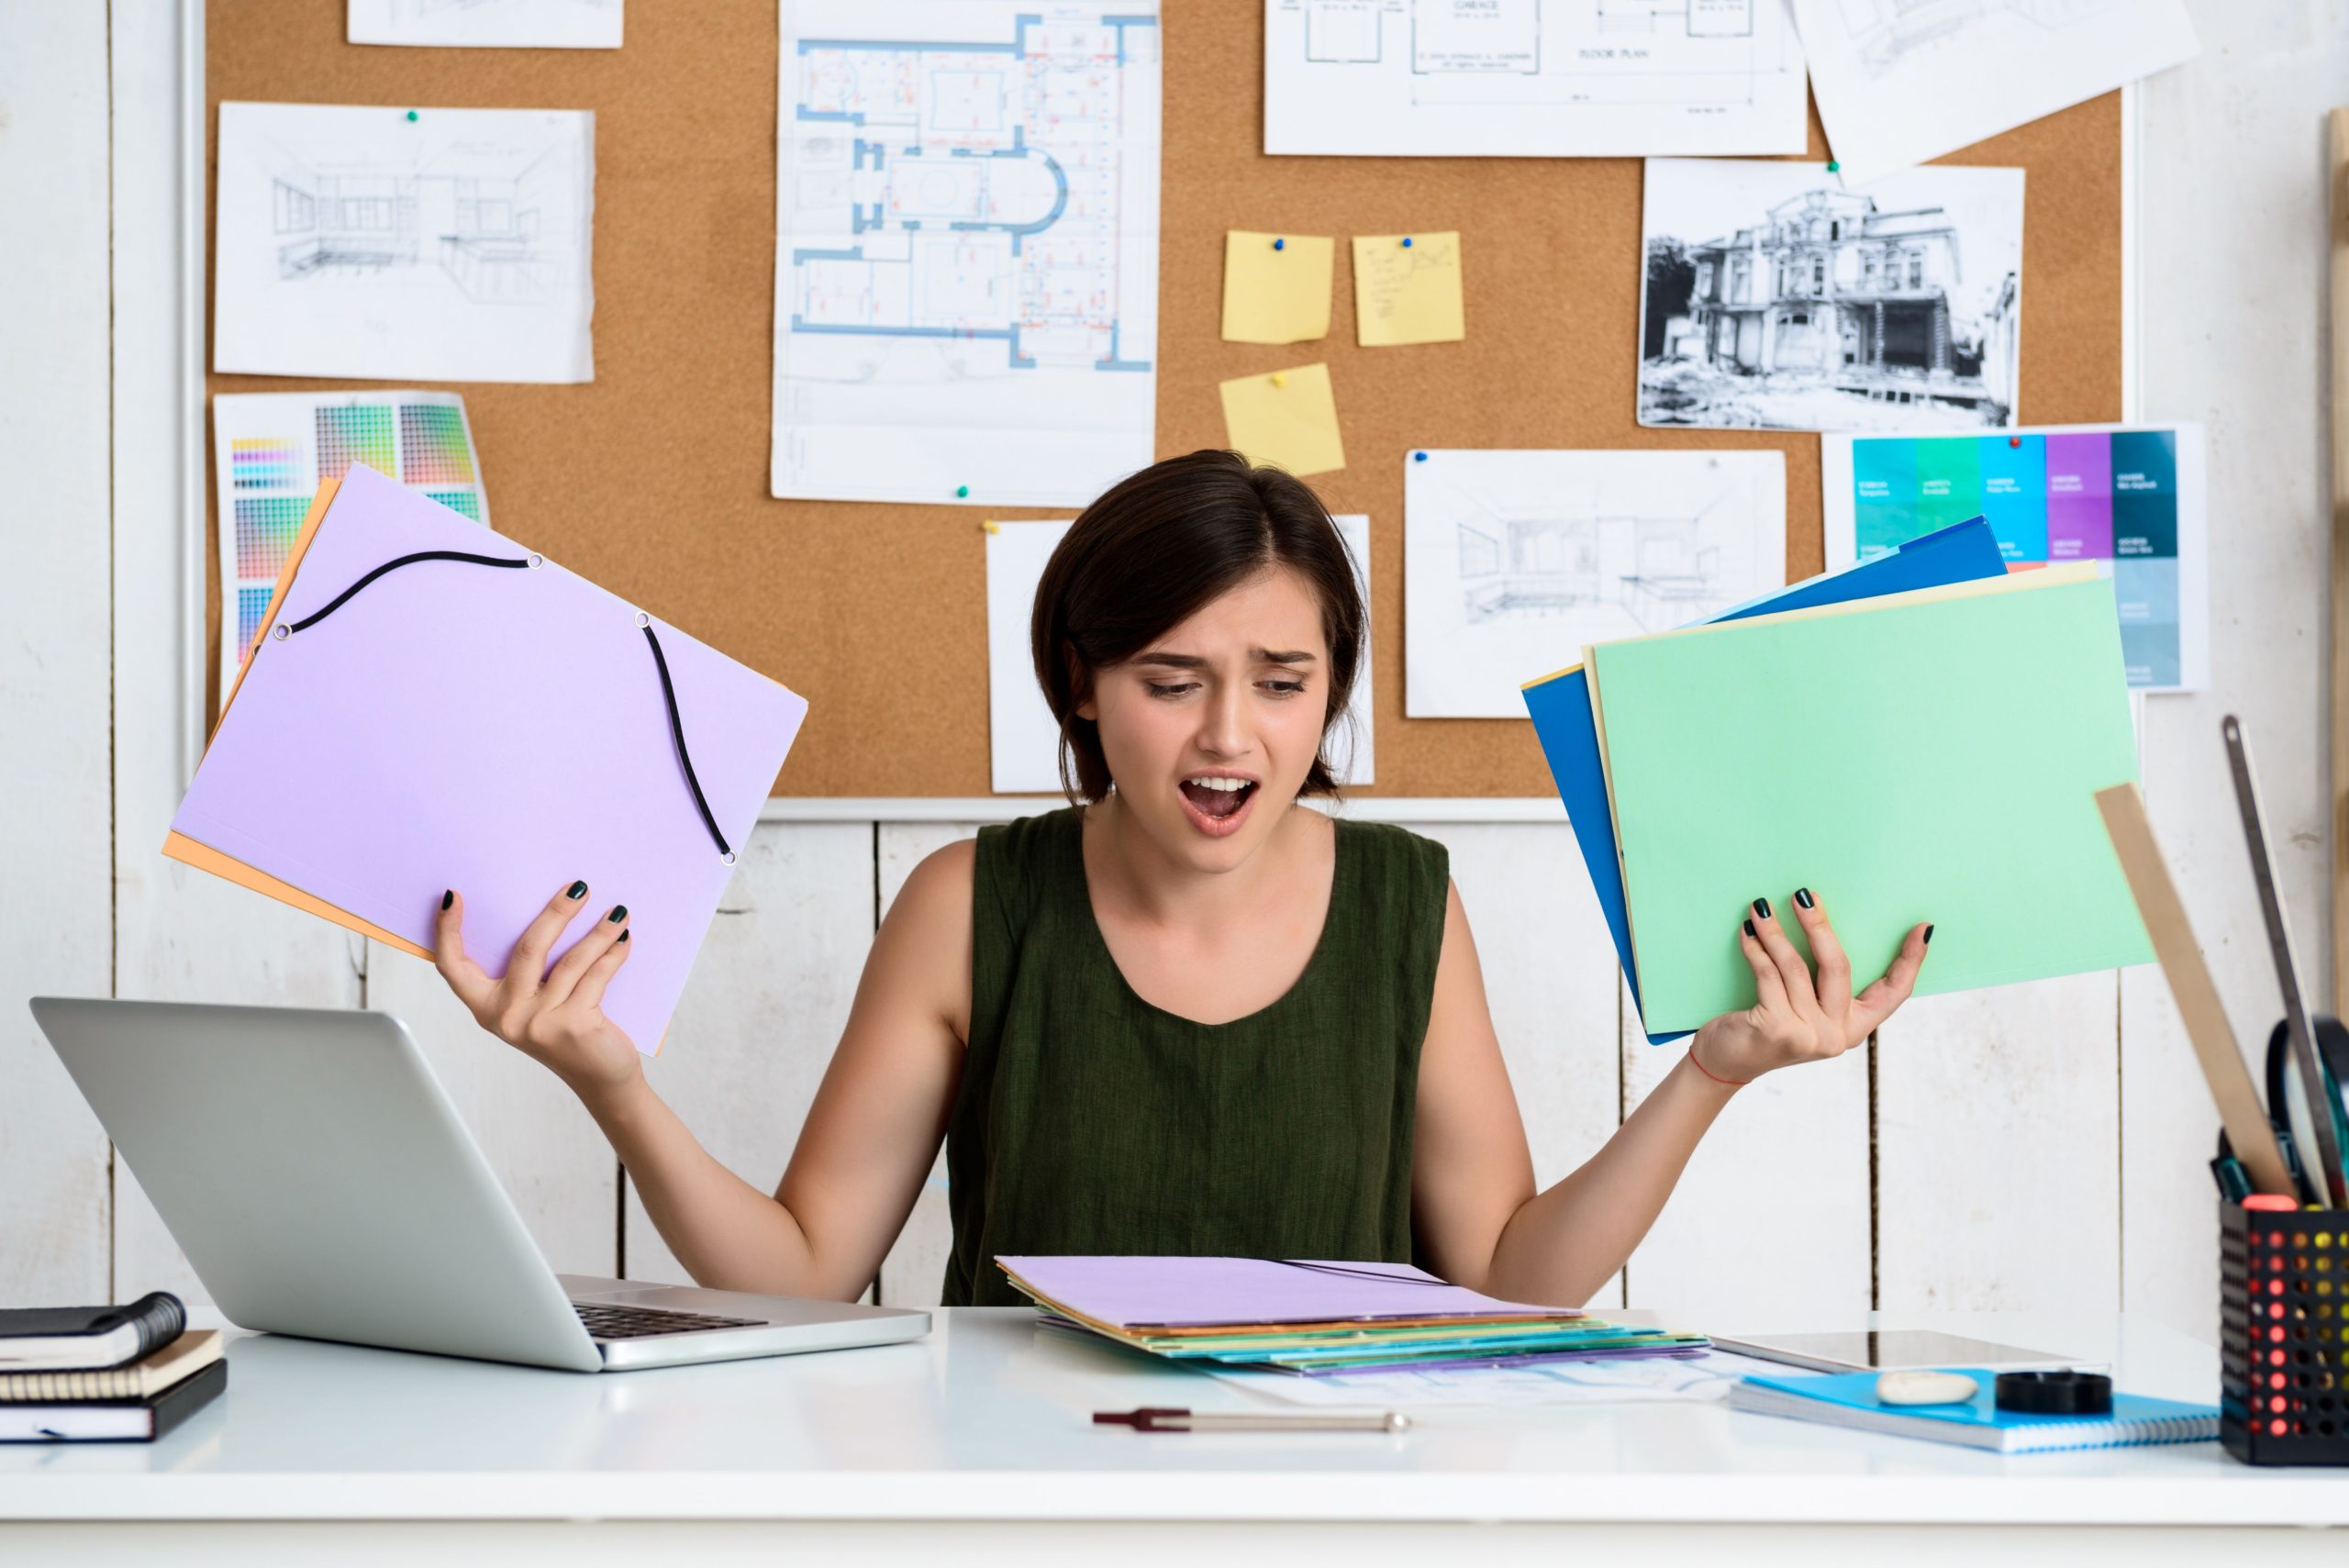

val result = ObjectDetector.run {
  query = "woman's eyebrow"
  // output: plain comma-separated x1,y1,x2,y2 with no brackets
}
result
1130,649,1319,667
1254,649,1317,664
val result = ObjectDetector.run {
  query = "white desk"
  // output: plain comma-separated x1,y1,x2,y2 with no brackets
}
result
3,1308,2343,1564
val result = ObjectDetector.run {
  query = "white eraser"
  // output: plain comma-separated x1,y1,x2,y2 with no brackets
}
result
1876,1370,1979,1407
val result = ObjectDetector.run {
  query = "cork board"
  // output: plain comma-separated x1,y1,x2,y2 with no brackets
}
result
206,2,2121,798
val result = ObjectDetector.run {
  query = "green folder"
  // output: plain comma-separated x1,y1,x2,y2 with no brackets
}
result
1588,569,2153,1031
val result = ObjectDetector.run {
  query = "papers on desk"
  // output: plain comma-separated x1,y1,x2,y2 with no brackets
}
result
1211,1347,1798,1410
1264,0,1809,158
213,103,596,384
998,1256,1707,1375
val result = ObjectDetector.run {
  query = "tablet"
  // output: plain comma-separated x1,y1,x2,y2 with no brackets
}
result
1709,1330,2083,1374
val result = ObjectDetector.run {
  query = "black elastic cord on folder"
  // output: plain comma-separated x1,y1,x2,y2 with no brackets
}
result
641,622,731,860
284,550,532,635
281,550,733,860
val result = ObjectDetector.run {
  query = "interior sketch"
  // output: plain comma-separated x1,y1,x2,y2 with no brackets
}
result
261,136,574,304
785,12,1156,374
1456,504,1741,629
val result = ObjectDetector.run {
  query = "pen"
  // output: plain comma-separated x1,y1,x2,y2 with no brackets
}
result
1094,1406,1409,1434
2210,1154,2253,1204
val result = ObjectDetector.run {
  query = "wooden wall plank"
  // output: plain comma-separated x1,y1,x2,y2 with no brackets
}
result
367,944,618,1278
1621,994,1871,1327
623,823,873,1289
1877,975,2120,1317
0,0,115,1307
2121,0,2349,1346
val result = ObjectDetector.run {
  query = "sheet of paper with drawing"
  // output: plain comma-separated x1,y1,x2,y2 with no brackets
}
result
1637,158,2024,434
1353,234,1464,347
985,516,1375,794
348,0,623,48
1404,449,1786,718
210,391,492,713
1820,425,2210,692
1264,0,1808,157
1587,568,2153,1033
770,2,1162,508
168,464,807,1054
1789,0,2197,188
213,103,596,384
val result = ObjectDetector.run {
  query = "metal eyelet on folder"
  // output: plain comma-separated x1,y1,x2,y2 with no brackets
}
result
271,624,289,640
635,611,651,628
528,553,544,569
722,851,737,866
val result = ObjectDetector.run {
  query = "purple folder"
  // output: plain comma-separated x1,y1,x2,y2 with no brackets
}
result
996,1256,1579,1329
169,464,807,1052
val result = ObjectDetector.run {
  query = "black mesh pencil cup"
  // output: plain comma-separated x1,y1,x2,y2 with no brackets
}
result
2221,1201,2349,1463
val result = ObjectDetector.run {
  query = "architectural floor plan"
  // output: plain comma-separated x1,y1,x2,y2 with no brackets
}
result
771,2,1161,507
1266,0,1808,157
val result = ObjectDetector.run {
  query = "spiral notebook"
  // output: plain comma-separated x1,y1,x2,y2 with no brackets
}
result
1729,1369,2219,1453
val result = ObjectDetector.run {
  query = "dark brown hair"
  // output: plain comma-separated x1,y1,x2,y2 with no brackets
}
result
1030,450,1364,805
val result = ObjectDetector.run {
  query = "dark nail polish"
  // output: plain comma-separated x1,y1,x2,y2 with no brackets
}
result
607,905,628,923
1923,924,1935,944
1794,887,1814,910
1752,896,1771,920
440,889,453,911
567,880,587,899
617,929,630,944
1743,918,1757,939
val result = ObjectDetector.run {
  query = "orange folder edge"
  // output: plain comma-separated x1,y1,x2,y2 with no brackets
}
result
164,473,436,958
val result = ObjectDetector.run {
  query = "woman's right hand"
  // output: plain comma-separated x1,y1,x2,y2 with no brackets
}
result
434,880,641,1099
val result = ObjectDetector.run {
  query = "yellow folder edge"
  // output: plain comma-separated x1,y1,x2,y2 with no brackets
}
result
164,470,668,1053
1583,563,2105,1018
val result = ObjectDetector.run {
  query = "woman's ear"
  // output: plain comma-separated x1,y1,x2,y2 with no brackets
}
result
1065,642,1096,723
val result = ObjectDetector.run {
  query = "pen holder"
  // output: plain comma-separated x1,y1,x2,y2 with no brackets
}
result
2221,1200,2349,1464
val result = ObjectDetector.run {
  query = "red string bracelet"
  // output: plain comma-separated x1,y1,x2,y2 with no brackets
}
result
1687,1040,1749,1087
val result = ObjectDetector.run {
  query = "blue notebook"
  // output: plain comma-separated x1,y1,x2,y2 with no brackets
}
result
1728,1369,2219,1453
1520,517,2012,1045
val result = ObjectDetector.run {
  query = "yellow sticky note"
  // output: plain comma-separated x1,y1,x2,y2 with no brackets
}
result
1218,362,1345,477
1352,232,1464,347
1221,231,1334,344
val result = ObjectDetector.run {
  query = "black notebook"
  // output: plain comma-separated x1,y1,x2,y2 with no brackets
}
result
0,1291,186,1372
0,1358,226,1443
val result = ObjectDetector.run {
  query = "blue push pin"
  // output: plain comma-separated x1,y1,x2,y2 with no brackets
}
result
1273,237,1286,251
1413,450,1428,462
1400,236,1413,248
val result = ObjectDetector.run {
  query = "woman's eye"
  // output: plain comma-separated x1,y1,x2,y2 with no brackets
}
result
1260,679,1308,696
1145,681,1198,698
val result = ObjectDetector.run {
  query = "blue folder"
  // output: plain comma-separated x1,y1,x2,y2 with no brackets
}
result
1520,518,2011,1044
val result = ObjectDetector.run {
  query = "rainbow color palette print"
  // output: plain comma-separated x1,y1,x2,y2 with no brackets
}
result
1821,424,2208,690
209,391,492,711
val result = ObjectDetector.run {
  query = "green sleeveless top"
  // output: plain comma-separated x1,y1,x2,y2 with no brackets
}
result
941,806,1450,1307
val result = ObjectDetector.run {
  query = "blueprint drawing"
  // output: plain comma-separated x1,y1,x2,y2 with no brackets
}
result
771,2,1162,507
1265,0,1808,157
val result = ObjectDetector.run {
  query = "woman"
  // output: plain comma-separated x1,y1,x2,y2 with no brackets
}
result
432,450,1931,1307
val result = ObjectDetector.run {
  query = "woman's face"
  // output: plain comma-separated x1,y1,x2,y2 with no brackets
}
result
1080,564,1333,873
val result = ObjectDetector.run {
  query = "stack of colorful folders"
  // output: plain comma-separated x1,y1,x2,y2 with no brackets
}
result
996,1256,1707,1375
1521,517,2154,1043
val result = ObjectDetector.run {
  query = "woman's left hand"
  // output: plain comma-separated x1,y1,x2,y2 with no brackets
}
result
1689,891,1931,1085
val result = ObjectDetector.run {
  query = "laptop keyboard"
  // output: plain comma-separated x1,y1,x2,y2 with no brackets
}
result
572,1301,768,1340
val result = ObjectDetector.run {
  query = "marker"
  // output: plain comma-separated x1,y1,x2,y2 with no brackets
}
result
2211,1154,2254,1203
955,484,969,498
1273,237,1286,251
2243,1194,2299,1212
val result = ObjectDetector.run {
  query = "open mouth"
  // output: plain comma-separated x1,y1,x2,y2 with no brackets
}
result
1178,774,1257,831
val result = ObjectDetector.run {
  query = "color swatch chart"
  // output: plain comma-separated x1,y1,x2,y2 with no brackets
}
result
1821,424,2207,691
210,392,493,711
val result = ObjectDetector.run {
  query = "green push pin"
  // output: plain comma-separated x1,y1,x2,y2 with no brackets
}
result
955,484,970,498
406,109,419,123
1826,159,1840,173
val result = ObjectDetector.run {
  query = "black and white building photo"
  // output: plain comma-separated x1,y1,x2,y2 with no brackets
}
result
1638,158,2025,431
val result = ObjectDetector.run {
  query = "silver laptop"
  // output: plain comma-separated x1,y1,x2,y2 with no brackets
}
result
30,997,930,1373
